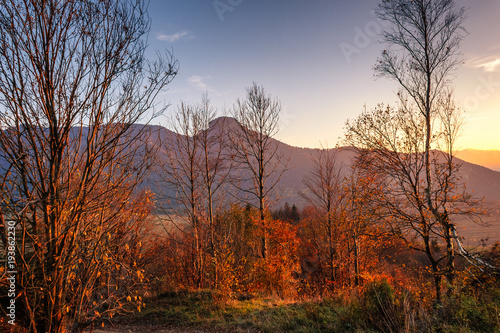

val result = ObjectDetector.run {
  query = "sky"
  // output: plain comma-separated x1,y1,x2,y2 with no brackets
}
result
145,0,500,150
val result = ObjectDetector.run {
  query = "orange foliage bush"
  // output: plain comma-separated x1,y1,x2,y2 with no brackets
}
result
248,218,300,298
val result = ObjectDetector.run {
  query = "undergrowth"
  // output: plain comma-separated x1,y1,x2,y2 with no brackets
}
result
102,282,500,333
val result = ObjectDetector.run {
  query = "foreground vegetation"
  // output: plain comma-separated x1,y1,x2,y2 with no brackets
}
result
93,281,500,333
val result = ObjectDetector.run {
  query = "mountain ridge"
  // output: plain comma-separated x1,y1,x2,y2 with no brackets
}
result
142,117,500,244
143,117,500,203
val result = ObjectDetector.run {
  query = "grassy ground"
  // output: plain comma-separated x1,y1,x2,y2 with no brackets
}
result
98,291,351,333
95,285,500,333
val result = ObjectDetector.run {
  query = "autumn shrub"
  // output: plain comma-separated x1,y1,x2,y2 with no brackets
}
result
211,205,259,297
248,218,300,298
211,242,239,303
143,229,200,293
145,206,302,300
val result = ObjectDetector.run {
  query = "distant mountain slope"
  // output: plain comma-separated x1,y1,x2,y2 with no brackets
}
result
457,149,500,172
143,117,500,204
458,160,500,201
139,118,500,244
276,146,500,204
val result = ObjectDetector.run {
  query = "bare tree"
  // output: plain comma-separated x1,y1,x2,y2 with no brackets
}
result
0,0,177,331
343,163,385,287
158,102,205,287
231,83,287,260
345,97,482,301
301,147,344,283
195,96,232,287
375,0,470,287
196,96,230,252
347,0,476,301
157,95,231,289
375,0,466,121
301,147,385,287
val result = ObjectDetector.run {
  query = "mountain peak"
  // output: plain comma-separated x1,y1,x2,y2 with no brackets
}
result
209,116,241,130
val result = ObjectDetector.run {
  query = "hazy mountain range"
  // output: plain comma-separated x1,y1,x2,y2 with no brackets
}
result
143,117,500,245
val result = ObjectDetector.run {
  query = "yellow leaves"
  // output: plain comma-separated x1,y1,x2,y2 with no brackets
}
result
126,295,131,302
137,270,144,281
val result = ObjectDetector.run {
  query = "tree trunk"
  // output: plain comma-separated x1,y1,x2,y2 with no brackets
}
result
443,218,455,286
353,234,360,287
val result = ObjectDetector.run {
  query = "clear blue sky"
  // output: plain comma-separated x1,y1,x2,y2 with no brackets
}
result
146,0,500,150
